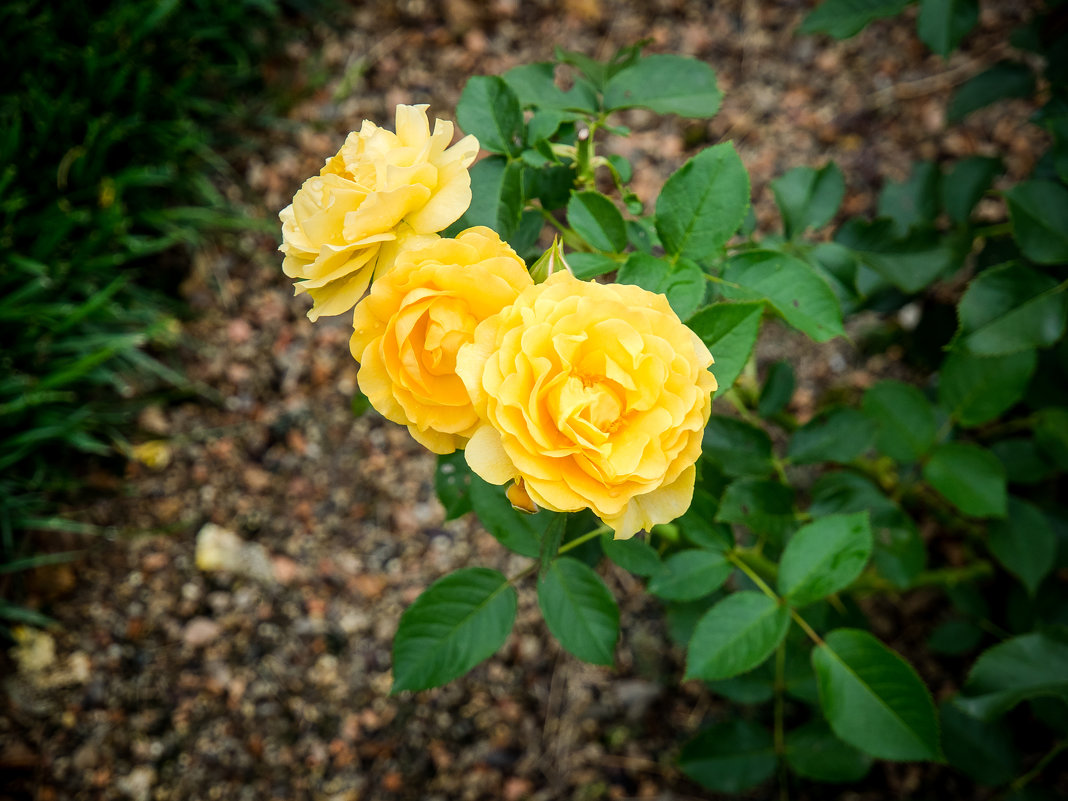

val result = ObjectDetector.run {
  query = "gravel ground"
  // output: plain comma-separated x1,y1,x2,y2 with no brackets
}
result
1,2,1046,800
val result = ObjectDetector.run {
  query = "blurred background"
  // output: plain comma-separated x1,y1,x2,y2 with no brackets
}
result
0,1,1045,800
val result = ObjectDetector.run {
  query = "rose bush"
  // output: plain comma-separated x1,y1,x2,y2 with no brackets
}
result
279,104,479,320
349,227,532,454
456,270,717,538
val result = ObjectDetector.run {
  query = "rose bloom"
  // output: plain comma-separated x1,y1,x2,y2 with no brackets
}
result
279,104,479,321
350,227,533,454
456,271,717,538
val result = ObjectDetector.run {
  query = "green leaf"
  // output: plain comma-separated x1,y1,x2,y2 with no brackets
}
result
616,253,705,320
805,242,862,313
392,568,517,693
927,618,983,655
554,46,610,89
449,157,522,239
350,387,372,418
862,380,938,462
501,62,598,112
528,163,573,211
435,451,473,520
871,510,927,589
469,475,546,558
770,162,844,239
1035,406,1068,469
678,719,776,793
938,348,1036,427
710,667,775,704
600,533,661,576
538,557,619,665
758,361,796,417
655,143,750,260
923,442,1007,518
835,218,958,294
810,472,927,588
942,156,1001,224
456,76,523,156
877,161,940,237
677,490,735,551
991,437,1056,484
686,302,763,392
799,0,911,39
648,549,732,602
720,250,844,342
785,720,873,782
604,54,722,117
957,632,1068,720
948,62,1036,122
812,629,942,761
1005,180,1068,265
717,478,796,539
686,592,791,681
988,497,1056,595
918,0,979,57
701,415,774,478
566,252,618,280
525,109,566,144
940,700,1019,786
778,513,873,606
788,406,877,464
567,191,627,253
954,263,1067,356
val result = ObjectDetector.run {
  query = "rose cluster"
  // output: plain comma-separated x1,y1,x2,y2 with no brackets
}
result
280,105,717,538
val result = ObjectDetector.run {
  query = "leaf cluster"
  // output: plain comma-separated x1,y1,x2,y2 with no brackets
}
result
0,0,333,624
388,29,1068,798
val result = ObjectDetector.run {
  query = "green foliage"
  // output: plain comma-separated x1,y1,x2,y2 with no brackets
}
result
392,568,517,693
647,550,731,602
801,0,911,40
771,162,845,240
456,76,524,156
687,302,763,392
655,143,750,260
785,720,873,782
923,442,1008,518
685,592,791,681
813,629,942,761
957,632,1068,720
678,719,776,793
537,557,619,665
778,513,873,606
917,0,979,57
948,62,1036,122
603,54,722,117
0,0,328,596
720,250,845,342
410,30,1068,799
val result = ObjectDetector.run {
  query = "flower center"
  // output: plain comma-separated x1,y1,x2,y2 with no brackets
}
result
558,373,624,436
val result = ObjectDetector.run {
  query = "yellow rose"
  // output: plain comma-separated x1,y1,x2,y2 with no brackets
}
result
350,227,533,454
456,271,717,538
279,104,479,321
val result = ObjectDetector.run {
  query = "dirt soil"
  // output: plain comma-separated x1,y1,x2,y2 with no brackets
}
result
1,2,1047,800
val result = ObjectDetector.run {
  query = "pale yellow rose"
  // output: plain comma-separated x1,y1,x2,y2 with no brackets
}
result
350,227,533,454
279,104,479,321
456,271,717,538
